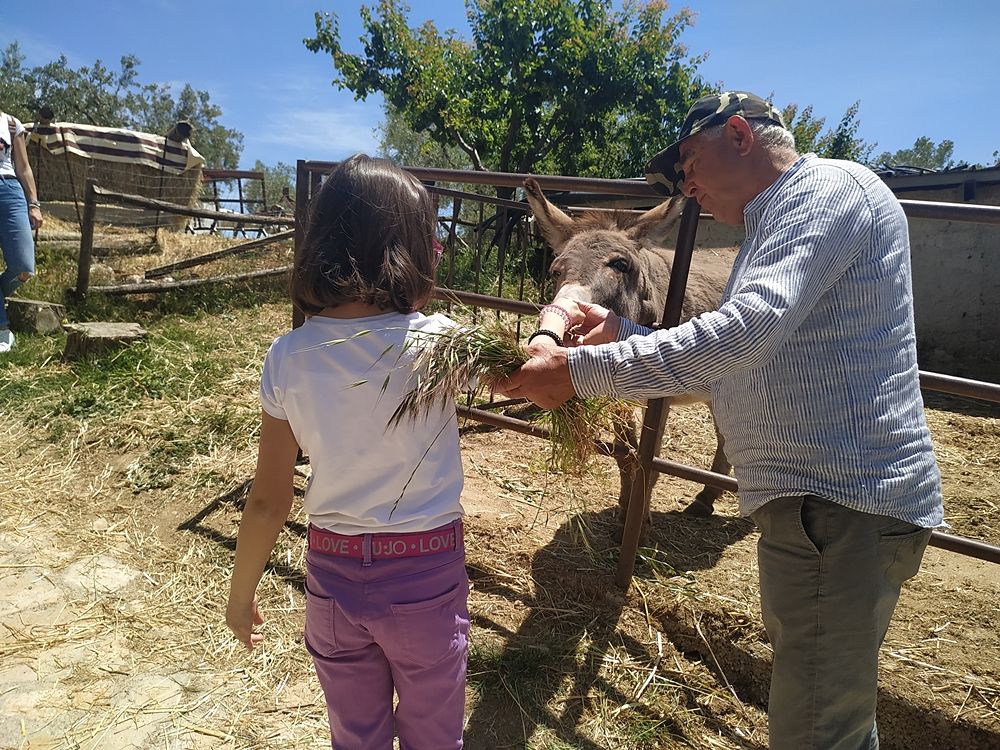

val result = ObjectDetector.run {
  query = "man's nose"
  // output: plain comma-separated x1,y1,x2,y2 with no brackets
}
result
681,179,696,199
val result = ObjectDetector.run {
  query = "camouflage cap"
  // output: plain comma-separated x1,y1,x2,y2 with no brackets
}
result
645,91,788,196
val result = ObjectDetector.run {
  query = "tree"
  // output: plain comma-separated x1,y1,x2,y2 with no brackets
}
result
0,42,243,168
305,0,707,179
781,101,875,163
135,83,244,169
377,104,471,170
243,160,296,213
876,137,955,171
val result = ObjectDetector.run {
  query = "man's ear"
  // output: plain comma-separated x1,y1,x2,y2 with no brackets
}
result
726,115,754,156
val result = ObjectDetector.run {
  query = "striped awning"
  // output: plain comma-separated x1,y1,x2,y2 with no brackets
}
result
27,122,205,174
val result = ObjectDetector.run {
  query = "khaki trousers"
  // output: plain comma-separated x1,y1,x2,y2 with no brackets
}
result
751,495,931,750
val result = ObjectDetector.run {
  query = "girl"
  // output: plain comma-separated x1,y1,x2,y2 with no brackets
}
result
0,109,42,353
226,154,469,750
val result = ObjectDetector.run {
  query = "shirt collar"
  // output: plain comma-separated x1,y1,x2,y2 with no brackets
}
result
743,153,815,235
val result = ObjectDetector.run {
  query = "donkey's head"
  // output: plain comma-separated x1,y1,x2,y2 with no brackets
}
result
524,178,685,326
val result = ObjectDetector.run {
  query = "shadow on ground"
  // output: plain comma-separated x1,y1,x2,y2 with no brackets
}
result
464,507,763,749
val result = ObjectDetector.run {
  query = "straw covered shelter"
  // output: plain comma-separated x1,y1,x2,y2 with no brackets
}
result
26,119,206,230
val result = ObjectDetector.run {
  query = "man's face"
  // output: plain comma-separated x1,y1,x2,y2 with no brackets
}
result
676,124,747,225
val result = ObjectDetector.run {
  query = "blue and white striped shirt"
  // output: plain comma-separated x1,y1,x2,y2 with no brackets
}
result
568,154,944,527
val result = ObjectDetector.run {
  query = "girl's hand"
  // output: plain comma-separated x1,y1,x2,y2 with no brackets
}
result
574,301,621,346
226,594,265,650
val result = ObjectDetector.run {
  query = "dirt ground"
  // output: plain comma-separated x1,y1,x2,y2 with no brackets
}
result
2,389,998,749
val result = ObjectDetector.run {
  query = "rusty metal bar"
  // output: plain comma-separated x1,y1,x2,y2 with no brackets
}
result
427,184,527,211
305,161,1000,227
460,405,1000,566
920,371,1000,403
303,161,657,198
646,458,1000,564
926,532,1000,564
432,287,540,316
899,199,1000,225
616,198,702,588
295,161,1000,572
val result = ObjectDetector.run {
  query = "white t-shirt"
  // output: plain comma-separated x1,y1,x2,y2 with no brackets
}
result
260,310,465,535
0,113,25,177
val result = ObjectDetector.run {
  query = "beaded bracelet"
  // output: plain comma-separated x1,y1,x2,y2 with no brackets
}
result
540,303,572,329
28,201,41,208
527,328,564,347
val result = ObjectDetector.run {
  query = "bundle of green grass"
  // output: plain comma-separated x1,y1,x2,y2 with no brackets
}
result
391,317,632,475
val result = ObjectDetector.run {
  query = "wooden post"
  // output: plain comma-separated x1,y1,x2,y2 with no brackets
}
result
292,160,310,330
74,179,99,297
615,198,701,588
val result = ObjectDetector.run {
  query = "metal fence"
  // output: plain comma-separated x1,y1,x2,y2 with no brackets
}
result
295,160,1000,587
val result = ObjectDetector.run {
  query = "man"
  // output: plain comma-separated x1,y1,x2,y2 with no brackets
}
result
498,91,943,749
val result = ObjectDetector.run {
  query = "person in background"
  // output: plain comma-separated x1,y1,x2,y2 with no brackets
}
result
0,109,42,353
499,91,943,750
226,154,469,749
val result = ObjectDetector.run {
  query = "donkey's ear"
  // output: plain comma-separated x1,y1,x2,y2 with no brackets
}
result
523,177,575,254
626,196,686,246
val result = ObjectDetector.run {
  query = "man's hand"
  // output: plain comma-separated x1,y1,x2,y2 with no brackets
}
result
495,340,575,409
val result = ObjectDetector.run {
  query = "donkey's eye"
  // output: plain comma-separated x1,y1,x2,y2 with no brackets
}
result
608,258,630,273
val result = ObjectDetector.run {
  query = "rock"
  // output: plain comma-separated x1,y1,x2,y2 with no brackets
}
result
88,263,116,286
62,322,148,361
5,298,66,334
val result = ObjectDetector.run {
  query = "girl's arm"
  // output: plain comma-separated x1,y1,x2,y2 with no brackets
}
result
11,132,42,230
226,411,300,649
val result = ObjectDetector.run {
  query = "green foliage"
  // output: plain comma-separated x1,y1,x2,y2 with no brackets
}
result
0,42,243,168
876,136,956,170
378,103,471,169
781,100,875,162
243,159,297,212
305,0,707,178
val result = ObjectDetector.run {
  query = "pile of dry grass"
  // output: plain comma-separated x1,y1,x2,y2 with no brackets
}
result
393,316,633,474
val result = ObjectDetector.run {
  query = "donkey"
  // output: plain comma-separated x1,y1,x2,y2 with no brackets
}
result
523,177,735,526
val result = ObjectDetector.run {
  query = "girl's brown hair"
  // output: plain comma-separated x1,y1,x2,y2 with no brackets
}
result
291,154,437,315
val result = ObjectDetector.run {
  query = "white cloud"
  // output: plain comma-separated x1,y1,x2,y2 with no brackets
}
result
250,107,381,161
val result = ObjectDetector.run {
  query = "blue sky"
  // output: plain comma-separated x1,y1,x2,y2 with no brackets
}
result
4,0,997,171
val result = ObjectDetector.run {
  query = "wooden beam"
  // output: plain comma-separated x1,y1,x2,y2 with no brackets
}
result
89,265,291,294
144,229,293,278
92,185,294,226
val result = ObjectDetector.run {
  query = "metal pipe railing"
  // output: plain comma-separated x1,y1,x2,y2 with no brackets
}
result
296,162,1000,576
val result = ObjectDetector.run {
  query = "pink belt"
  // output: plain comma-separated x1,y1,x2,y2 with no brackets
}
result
308,520,463,563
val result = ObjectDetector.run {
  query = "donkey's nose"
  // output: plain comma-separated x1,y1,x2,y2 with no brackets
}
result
554,282,592,304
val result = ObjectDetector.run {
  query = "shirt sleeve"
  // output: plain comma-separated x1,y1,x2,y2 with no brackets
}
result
259,339,288,420
568,168,873,401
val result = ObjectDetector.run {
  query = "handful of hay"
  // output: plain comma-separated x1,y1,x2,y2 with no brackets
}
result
390,317,632,474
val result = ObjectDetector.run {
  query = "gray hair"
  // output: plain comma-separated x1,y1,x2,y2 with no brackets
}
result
750,121,797,152
699,119,797,154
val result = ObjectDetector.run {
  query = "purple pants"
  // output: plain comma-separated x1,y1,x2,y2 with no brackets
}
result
304,534,469,749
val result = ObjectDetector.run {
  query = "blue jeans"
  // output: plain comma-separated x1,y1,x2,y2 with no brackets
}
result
0,176,36,328
752,496,932,750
